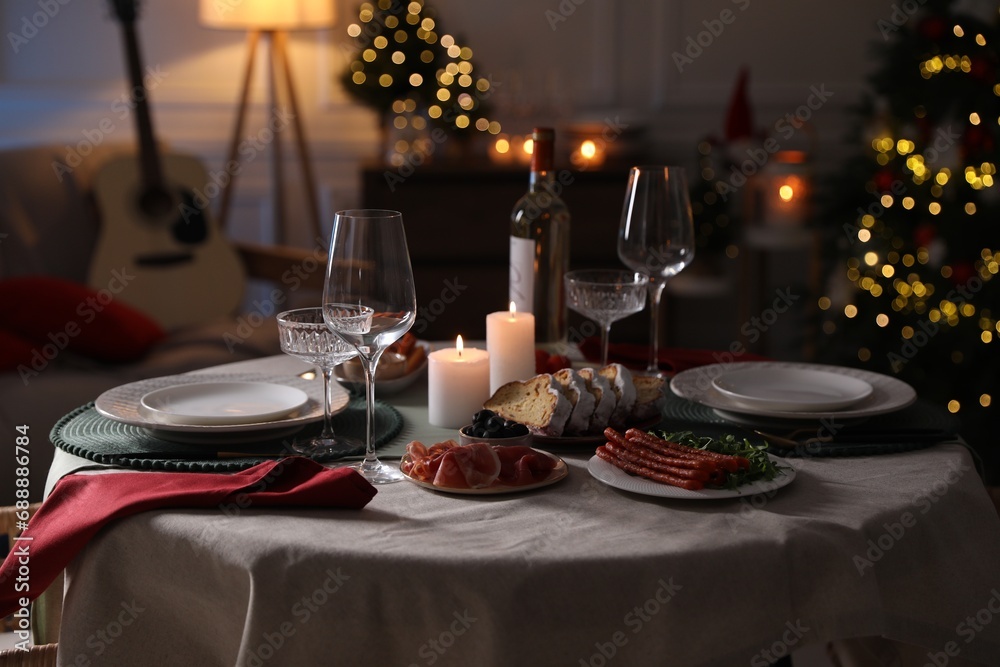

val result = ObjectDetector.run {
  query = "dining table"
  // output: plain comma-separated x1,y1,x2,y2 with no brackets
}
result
42,353,1000,667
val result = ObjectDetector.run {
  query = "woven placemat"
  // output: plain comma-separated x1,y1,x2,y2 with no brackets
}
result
51,398,403,472
658,391,960,458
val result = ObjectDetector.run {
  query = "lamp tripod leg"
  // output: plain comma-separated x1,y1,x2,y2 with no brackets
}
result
266,30,286,245
217,29,260,233
274,30,324,242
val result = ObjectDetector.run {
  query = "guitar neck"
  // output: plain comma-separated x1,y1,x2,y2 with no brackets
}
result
118,18,168,195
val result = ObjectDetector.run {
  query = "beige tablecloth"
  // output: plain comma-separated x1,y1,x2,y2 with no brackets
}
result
50,357,1000,666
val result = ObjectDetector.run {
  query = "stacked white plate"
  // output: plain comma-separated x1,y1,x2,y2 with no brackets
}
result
138,382,311,426
670,361,916,425
95,373,348,443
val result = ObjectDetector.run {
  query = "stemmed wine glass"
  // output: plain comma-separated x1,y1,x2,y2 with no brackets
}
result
276,308,362,459
323,210,416,484
565,270,648,367
618,166,696,377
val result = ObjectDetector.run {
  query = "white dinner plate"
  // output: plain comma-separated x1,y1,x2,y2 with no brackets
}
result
400,449,568,495
95,372,348,436
587,454,795,499
670,362,916,421
711,367,873,412
139,382,310,426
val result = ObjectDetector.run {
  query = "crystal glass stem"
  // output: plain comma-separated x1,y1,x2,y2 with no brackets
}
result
600,321,612,368
647,280,667,374
358,350,382,475
320,366,337,439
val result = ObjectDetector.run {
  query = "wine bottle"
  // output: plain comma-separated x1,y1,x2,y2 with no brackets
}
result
509,127,570,342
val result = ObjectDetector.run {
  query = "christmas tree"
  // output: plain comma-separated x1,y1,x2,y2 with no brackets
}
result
340,0,501,158
819,0,999,477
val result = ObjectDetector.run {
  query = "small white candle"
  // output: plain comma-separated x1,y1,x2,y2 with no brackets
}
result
428,335,491,428
486,302,536,394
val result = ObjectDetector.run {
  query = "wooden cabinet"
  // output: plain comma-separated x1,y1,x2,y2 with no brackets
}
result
362,161,633,341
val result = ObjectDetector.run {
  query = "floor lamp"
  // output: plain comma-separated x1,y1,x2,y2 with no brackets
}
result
200,0,334,244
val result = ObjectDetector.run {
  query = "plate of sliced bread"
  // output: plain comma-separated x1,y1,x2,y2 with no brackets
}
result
483,363,665,445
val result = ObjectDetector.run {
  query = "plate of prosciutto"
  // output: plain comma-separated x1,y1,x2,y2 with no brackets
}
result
400,440,568,494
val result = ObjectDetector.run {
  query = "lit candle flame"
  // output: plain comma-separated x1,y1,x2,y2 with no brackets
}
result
456,334,464,356
523,137,533,155
509,301,517,317
778,184,795,202
580,139,597,159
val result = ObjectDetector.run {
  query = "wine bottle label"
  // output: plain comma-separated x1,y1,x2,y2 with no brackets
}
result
509,235,535,313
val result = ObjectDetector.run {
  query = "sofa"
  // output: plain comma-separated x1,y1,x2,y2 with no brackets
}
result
0,144,323,502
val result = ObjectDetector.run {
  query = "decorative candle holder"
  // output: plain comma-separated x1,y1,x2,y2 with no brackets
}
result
752,150,811,227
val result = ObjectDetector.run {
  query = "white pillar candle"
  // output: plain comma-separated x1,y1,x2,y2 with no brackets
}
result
428,335,491,428
486,302,536,394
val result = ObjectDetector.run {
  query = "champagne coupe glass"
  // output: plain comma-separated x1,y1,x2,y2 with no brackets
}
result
276,308,362,459
618,166,696,376
323,210,416,484
565,270,648,367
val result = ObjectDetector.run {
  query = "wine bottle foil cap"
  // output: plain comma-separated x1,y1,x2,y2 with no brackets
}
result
532,127,555,141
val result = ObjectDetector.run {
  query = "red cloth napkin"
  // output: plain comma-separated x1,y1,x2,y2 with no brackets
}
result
577,337,769,374
0,457,375,618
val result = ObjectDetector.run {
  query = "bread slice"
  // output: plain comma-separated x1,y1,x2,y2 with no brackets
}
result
576,367,615,434
630,375,665,421
484,374,572,437
552,368,597,435
598,363,636,427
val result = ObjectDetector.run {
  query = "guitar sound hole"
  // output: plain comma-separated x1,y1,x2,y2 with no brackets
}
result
139,188,174,218
173,190,209,244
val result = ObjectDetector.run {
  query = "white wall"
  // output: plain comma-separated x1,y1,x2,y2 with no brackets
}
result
0,0,893,247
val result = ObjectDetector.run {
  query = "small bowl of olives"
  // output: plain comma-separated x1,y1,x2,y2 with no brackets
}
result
459,410,532,447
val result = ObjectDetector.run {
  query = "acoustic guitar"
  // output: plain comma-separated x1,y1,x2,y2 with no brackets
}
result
89,0,245,330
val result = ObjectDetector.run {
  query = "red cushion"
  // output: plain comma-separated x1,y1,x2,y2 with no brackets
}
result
0,276,166,364
0,329,37,371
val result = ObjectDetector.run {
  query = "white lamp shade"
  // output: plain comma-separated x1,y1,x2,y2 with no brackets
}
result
200,0,335,30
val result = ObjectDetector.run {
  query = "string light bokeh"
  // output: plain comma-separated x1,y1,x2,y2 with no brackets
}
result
341,0,502,164
821,8,999,420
